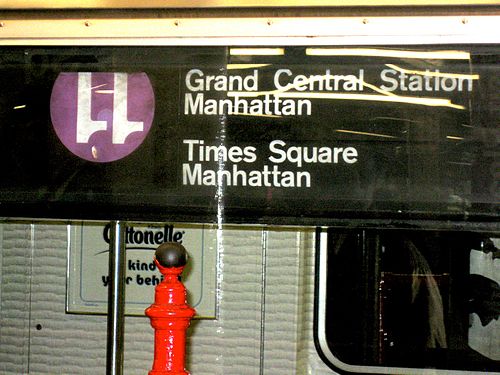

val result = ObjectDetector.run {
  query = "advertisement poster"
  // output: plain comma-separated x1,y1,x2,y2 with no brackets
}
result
67,222,217,318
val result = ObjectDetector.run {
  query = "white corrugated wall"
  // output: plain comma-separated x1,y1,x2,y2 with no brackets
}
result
0,222,332,375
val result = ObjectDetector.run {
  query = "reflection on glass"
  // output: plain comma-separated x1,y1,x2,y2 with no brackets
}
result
469,239,500,360
0,45,496,221
324,229,500,373
305,48,471,60
229,47,285,56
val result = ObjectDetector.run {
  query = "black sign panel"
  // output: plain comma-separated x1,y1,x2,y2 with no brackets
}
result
0,46,498,223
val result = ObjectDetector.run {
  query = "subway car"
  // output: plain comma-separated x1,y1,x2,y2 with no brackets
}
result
0,1,498,374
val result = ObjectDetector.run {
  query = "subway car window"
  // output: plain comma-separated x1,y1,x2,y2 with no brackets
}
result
316,228,499,374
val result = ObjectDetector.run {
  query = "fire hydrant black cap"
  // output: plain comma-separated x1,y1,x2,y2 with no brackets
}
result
155,242,188,268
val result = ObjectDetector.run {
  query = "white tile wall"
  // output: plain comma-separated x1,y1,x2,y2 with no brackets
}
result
0,223,332,375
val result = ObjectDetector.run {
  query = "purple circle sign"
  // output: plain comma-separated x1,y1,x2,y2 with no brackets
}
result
50,72,155,162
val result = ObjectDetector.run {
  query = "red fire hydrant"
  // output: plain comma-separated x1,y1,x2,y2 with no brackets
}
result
146,242,196,375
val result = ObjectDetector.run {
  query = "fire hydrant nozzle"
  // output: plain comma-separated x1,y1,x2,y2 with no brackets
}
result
146,242,196,375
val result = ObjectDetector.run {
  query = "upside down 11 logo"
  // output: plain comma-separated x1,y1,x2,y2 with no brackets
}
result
50,72,155,162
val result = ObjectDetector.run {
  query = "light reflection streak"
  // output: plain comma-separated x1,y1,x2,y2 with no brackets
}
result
335,129,397,139
227,64,271,70
230,48,284,56
385,64,479,80
233,112,280,118
92,83,114,94
229,90,464,109
305,48,471,60
226,71,466,110
90,83,108,90
372,116,422,124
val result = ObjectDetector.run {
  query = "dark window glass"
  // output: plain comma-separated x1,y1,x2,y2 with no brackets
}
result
0,45,497,223
317,227,500,373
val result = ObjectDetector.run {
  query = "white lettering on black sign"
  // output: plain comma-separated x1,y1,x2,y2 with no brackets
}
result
181,139,359,188
183,67,473,117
